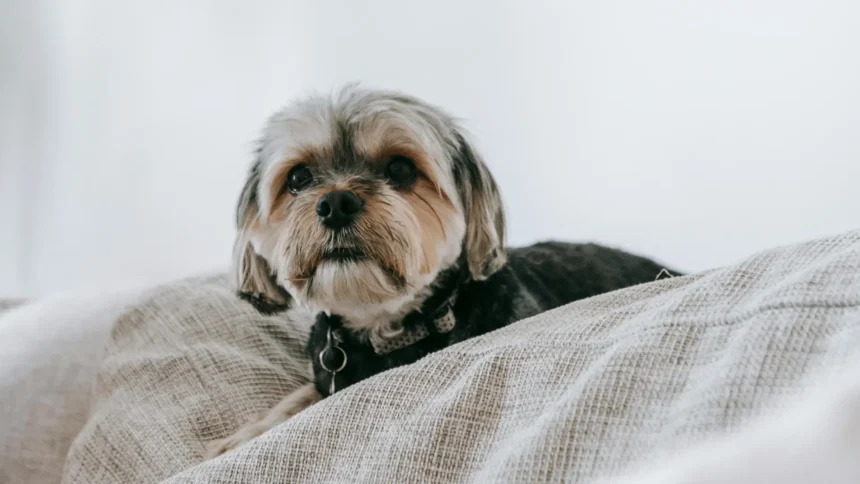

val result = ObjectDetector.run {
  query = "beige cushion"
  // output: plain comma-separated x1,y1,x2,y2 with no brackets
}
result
0,292,132,484
60,275,313,483
63,230,860,483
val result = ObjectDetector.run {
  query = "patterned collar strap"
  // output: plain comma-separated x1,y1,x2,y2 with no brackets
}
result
370,299,457,355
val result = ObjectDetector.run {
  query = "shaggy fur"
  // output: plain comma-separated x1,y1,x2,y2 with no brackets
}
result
205,85,675,458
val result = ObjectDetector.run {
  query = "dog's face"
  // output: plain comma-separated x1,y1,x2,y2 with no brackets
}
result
233,86,505,328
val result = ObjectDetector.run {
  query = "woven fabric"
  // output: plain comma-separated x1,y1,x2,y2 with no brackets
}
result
59,274,315,484
61,230,860,483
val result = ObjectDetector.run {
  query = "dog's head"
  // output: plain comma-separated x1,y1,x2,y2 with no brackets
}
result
233,86,505,327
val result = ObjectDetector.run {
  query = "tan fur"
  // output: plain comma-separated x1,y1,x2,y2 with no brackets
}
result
403,178,458,274
204,383,322,458
353,115,447,175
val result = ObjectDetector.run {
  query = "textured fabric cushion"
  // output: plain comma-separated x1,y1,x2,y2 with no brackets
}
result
62,230,860,483
0,292,134,484
60,275,314,483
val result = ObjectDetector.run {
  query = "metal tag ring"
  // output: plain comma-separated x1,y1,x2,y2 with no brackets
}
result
319,345,347,373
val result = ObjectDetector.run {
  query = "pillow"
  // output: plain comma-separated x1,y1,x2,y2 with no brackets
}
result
60,274,313,483
0,292,131,484
63,230,860,483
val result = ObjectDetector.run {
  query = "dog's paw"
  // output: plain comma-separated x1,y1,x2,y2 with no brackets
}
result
204,417,269,459
203,385,321,460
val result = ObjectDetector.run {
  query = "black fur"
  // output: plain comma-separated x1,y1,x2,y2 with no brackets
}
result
308,242,678,397
237,291,290,315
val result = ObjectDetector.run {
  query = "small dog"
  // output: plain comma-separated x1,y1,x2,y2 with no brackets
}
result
205,85,675,458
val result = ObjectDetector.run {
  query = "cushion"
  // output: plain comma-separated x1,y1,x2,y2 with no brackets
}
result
62,230,860,483
0,292,133,484
60,275,312,483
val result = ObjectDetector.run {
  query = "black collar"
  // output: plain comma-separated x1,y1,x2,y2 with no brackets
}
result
315,263,468,394
330,263,467,355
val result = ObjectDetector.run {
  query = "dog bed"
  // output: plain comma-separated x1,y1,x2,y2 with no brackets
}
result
3,230,860,483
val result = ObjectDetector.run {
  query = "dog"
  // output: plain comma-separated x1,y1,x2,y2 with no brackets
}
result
204,85,676,458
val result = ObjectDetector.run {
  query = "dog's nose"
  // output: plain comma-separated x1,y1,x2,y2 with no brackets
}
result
317,190,364,230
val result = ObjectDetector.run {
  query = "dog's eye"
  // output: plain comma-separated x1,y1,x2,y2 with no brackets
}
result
287,164,313,193
385,156,417,186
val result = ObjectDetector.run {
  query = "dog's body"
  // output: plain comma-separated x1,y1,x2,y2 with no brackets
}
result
308,242,670,397
205,86,675,458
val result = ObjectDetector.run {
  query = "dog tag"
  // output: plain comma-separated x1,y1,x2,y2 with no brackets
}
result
319,327,347,394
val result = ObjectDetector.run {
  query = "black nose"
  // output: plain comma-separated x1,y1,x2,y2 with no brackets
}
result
316,190,364,230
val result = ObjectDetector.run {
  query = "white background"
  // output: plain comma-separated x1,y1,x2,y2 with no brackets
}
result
2,0,859,297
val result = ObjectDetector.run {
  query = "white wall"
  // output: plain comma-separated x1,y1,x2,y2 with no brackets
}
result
2,1,316,295
0,1,53,297
2,0,859,296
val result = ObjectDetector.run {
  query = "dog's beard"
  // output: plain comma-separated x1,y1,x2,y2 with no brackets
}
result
257,207,460,316
309,258,405,305
285,222,417,308
282,243,429,321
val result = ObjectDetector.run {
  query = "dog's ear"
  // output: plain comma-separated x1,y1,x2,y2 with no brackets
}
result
452,132,507,280
232,158,291,313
